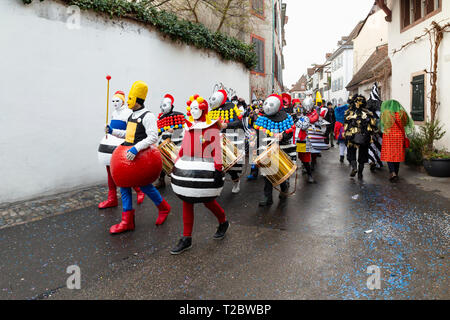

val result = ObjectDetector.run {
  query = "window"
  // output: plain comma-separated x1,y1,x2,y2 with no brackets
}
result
251,0,264,18
411,74,425,122
332,55,343,71
401,0,441,31
274,53,282,86
251,35,265,74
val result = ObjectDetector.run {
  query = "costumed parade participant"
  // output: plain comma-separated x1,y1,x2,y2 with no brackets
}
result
154,94,186,189
106,81,171,234
295,96,317,184
246,98,261,181
324,102,336,147
98,90,145,209
209,89,245,193
292,98,302,114
307,91,329,170
316,92,328,121
367,83,384,171
170,94,229,255
379,100,414,182
333,103,349,163
282,93,294,116
344,95,377,179
253,94,297,206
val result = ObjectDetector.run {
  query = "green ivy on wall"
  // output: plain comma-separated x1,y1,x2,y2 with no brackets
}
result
22,0,257,69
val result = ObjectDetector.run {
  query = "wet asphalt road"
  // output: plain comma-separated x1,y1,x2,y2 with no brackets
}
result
0,147,448,300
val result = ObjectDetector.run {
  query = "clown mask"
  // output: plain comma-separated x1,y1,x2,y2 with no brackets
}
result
190,100,203,120
302,97,314,113
263,96,280,116
112,95,124,111
160,97,173,115
209,90,226,110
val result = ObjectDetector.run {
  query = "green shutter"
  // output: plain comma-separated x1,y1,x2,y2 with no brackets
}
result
411,74,425,121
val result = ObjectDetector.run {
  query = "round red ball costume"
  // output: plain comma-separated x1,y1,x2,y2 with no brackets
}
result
110,145,162,188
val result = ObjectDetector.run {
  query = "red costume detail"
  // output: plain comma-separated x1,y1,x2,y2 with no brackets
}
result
155,199,171,225
178,122,223,171
182,200,225,237
164,94,174,105
282,93,292,108
98,166,118,209
157,114,186,129
110,210,135,234
298,153,312,163
334,122,345,140
135,187,145,205
99,166,145,208
380,113,407,163
110,145,162,188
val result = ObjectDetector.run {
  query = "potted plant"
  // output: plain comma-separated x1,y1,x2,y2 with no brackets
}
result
420,120,450,177
405,128,425,166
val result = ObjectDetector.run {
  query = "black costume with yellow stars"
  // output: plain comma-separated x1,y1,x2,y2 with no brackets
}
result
344,95,377,148
344,95,377,178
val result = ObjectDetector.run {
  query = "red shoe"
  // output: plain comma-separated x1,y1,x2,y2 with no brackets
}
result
110,210,135,234
134,187,145,205
155,199,171,225
98,191,118,209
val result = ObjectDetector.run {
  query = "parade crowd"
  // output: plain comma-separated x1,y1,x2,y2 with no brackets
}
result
97,80,414,255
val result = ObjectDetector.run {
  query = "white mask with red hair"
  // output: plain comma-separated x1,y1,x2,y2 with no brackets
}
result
160,94,174,115
209,90,227,110
112,91,126,111
187,94,209,122
263,94,282,116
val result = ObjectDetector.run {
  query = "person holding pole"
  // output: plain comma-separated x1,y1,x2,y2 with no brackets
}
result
98,76,145,209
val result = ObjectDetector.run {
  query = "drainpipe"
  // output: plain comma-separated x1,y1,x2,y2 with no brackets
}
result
376,0,392,22
271,0,275,93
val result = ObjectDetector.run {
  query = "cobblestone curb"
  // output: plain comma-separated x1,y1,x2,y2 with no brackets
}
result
0,185,110,229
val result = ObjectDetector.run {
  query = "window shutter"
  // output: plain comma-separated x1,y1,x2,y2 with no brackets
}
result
411,74,425,121
252,0,264,16
402,0,410,28
252,37,265,74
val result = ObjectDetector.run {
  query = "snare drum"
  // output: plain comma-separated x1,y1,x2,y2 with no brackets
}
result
222,134,244,172
158,138,180,175
254,142,297,186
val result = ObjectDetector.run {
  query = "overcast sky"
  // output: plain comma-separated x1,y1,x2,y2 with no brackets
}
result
283,0,374,89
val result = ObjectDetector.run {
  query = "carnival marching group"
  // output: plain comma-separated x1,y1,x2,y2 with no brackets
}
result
97,79,410,255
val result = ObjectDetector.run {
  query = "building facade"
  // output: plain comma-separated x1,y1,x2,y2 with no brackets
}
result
379,0,449,149
329,39,354,106
348,5,391,100
250,0,287,99
289,74,307,101
161,0,287,101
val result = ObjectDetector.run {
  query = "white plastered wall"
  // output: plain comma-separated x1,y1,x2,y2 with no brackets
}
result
387,0,449,150
0,0,250,203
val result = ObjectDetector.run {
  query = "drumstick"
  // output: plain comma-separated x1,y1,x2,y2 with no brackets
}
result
106,75,111,139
